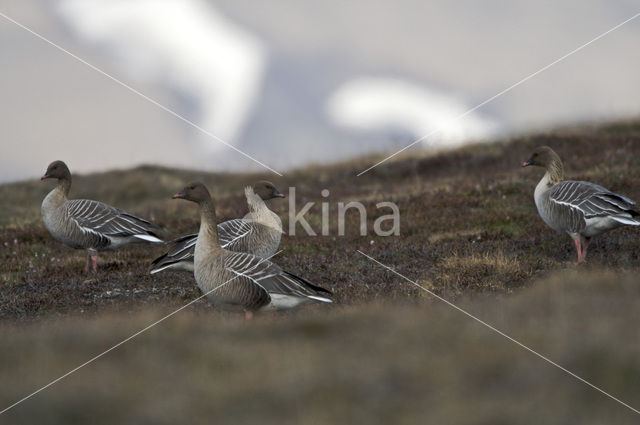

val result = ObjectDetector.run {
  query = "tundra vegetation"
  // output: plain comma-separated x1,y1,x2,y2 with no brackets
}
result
1,120,640,424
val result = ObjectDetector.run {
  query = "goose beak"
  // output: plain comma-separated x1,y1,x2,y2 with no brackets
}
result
274,191,286,198
172,190,186,199
522,159,532,167
40,174,49,180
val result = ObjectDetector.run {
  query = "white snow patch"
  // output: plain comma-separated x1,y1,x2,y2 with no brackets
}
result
56,0,266,151
326,77,498,148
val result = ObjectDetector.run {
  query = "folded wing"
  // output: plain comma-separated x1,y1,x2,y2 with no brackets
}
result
223,251,332,306
66,199,162,241
217,218,255,249
150,218,265,273
149,233,197,273
549,181,639,224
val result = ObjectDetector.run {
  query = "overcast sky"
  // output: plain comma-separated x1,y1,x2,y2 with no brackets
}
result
1,0,639,182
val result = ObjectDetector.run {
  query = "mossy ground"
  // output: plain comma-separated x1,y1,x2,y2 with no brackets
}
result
1,121,640,423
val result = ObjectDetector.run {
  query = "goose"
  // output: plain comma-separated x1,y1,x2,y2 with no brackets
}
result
172,182,331,316
150,181,285,274
40,160,163,273
522,146,640,262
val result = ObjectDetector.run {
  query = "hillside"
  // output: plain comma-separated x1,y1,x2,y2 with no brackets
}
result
1,120,640,423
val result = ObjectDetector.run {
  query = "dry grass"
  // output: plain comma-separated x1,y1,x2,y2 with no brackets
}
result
436,250,528,296
1,119,640,422
1,271,639,424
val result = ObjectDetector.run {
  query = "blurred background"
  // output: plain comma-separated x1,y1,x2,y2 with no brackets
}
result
0,0,639,182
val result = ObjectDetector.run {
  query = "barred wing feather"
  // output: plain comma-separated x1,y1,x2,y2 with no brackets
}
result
66,199,161,239
217,218,254,249
150,219,258,274
549,181,638,219
164,233,198,258
224,251,332,302
149,233,197,273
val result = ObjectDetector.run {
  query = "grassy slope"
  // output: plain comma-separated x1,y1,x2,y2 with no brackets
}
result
1,120,640,423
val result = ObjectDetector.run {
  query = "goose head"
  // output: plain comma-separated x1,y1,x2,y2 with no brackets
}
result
41,160,71,181
172,182,213,204
522,146,561,169
253,181,285,200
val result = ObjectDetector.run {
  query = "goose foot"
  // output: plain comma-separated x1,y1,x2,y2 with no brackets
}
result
573,238,585,264
573,237,591,264
84,254,98,273
244,311,254,320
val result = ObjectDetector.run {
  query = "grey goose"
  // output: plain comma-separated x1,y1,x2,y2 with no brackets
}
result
172,182,331,315
150,181,285,274
522,146,640,262
41,160,163,272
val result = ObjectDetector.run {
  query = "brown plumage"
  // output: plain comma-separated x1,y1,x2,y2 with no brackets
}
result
40,160,163,273
150,181,285,274
172,182,331,313
523,146,640,262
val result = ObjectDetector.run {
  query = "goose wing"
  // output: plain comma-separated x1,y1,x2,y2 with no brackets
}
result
165,233,198,256
223,251,332,301
149,233,197,273
549,181,638,219
66,199,161,240
217,218,255,249
150,218,258,274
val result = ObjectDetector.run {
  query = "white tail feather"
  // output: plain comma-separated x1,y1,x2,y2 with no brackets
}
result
149,265,170,275
150,261,194,274
611,216,640,226
134,234,163,243
307,295,333,303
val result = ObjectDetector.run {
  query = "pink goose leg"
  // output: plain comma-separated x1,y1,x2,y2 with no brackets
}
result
573,238,585,264
91,255,98,273
85,249,98,273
